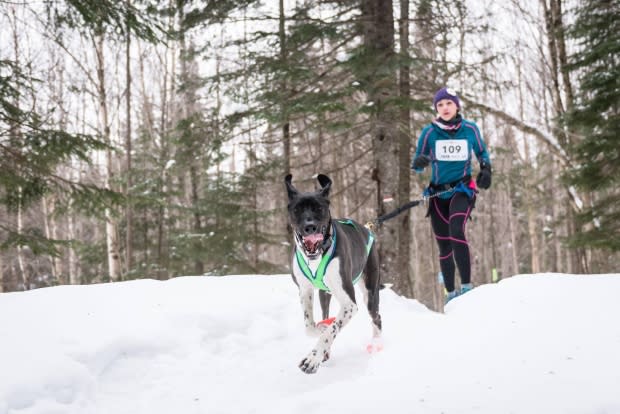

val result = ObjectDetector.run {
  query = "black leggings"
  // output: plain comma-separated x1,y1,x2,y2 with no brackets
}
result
429,192,474,292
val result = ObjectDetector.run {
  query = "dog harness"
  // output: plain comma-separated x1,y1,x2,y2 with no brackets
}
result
295,220,375,292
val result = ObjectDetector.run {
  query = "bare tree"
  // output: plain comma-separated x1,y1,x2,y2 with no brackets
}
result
94,27,122,281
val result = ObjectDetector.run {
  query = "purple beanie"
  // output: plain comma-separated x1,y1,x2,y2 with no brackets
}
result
433,87,460,109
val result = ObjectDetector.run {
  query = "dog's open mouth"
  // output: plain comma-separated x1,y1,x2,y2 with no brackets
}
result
302,233,324,256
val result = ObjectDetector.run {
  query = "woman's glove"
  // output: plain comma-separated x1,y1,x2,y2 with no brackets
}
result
476,162,492,189
411,154,431,170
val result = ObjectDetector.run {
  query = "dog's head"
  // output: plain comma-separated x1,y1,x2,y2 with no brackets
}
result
285,174,332,259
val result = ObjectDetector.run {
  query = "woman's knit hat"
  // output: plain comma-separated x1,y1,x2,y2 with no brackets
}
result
433,87,460,109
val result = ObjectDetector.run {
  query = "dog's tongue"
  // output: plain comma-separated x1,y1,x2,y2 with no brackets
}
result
303,233,324,253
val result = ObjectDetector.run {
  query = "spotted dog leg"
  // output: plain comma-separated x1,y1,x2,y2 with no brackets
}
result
299,296,357,373
298,283,324,338
299,258,358,374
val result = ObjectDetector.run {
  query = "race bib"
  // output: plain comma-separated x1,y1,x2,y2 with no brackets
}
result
435,139,468,161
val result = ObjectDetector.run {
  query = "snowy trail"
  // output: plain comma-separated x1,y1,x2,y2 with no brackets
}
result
1,274,619,414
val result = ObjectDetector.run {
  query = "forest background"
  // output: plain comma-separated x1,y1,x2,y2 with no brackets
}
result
1,0,618,310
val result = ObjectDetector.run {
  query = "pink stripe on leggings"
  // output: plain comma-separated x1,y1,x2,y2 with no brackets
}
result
462,205,472,234
435,234,469,245
449,212,468,220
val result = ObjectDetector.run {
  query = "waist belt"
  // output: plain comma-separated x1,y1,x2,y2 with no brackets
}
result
429,175,471,192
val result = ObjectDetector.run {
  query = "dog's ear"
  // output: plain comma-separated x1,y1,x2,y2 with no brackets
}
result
285,174,298,200
317,174,332,198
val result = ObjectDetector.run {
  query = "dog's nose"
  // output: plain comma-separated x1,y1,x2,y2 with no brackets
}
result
303,224,317,235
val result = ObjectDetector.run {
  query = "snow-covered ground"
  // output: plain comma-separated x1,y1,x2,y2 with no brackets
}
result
1,273,619,414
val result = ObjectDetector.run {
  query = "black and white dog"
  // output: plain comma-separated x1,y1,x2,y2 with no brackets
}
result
285,174,382,374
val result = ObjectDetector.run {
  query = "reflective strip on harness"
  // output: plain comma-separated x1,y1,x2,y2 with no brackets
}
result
296,221,375,292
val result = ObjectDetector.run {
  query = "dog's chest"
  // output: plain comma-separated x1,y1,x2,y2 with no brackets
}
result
292,250,340,292
306,257,322,275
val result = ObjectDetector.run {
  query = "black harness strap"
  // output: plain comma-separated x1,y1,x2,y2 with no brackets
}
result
376,200,422,225
365,199,422,231
364,176,473,231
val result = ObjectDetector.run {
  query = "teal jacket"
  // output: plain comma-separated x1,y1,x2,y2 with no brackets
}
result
412,118,490,197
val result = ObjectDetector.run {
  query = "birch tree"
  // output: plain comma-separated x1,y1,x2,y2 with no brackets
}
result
92,23,122,281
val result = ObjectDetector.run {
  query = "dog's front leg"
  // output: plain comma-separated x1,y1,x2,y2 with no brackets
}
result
298,284,323,337
299,297,357,374
299,261,358,374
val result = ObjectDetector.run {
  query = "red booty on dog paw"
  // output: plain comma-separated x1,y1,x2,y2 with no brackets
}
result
316,317,336,327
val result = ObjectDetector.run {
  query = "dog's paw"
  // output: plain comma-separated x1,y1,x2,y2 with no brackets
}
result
366,337,384,354
298,349,328,374
365,343,384,354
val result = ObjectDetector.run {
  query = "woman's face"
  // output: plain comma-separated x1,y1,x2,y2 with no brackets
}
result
436,99,458,121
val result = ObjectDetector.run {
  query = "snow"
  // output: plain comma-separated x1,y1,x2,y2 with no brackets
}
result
164,160,176,170
1,273,619,414
569,186,584,210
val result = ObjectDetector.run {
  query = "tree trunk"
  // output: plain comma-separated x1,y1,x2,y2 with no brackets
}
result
487,188,499,281
17,188,28,289
517,62,541,273
540,0,565,124
190,165,204,275
279,0,291,175
94,31,122,282
42,195,62,282
279,0,293,251
10,10,29,290
125,0,134,274
177,5,204,276
68,203,79,285
241,8,259,271
541,0,588,272
0,250,4,292
398,0,413,297
136,40,154,271
503,127,520,277
156,10,175,281
551,0,574,111
361,0,401,292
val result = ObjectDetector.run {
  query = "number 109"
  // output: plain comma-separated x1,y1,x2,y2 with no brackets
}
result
442,145,462,153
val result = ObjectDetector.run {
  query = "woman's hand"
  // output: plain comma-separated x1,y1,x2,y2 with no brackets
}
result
412,154,431,170
476,162,492,189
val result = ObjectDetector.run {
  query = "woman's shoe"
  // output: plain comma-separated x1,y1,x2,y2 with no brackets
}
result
445,290,459,304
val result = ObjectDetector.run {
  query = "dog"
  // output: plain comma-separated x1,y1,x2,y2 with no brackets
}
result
285,173,382,374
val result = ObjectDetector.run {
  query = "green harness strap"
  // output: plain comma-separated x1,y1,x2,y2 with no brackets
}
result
295,220,375,292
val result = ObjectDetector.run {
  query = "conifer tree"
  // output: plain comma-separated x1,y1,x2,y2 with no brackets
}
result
565,0,620,251
0,59,111,257
0,0,164,277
